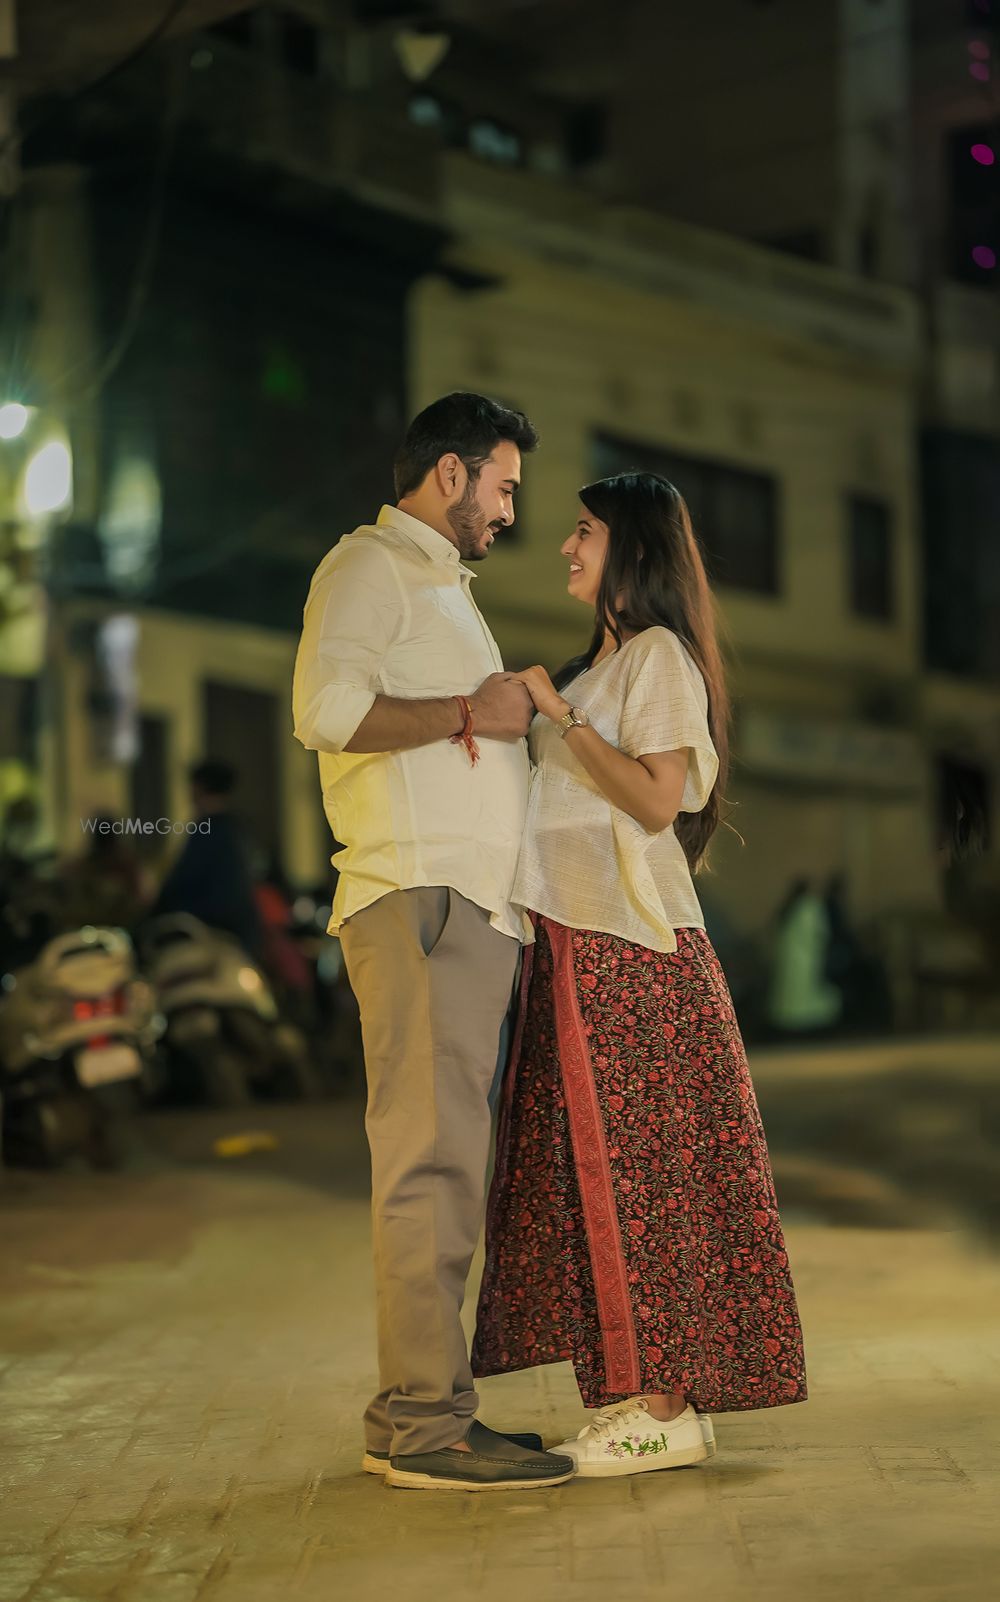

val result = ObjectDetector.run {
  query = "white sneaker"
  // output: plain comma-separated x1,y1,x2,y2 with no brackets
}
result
558,1397,709,1477
592,1401,715,1457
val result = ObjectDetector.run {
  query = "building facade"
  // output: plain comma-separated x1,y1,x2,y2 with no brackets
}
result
411,155,930,943
1,0,996,1025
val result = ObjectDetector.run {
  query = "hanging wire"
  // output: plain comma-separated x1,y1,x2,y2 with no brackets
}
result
0,0,193,165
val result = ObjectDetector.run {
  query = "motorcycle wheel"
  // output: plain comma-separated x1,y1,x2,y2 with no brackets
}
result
2,1091,92,1169
193,1041,253,1108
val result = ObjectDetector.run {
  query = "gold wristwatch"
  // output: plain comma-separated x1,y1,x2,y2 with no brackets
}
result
556,705,589,737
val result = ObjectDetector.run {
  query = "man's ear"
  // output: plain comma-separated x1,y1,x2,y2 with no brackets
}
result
436,451,462,498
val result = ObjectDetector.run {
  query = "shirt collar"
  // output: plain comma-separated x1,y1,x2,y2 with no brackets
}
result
377,505,476,579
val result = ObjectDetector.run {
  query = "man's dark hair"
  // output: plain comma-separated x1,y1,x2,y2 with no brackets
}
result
393,392,539,499
189,760,237,797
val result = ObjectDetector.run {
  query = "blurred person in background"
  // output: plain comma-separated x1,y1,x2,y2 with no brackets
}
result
60,816,153,932
767,876,842,1038
293,393,576,1492
472,470,807,1477
151,760,263,960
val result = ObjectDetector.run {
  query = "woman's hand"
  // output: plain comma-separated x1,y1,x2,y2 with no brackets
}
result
513,666,570,724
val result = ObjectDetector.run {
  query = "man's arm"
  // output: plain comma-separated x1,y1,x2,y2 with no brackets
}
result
344,675,533,753
292,542,400,754
293,540,533,756
344,695,463,754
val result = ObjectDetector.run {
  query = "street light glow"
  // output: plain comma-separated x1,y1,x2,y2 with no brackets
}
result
0,402,30,440
23,440,73,516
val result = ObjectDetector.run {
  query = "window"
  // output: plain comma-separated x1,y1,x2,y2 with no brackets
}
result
921,426,1000,679
468,119,522,167
407,93,466,148
946,122,999,285
848,495,894,621
936,756,991,861
409,94,445,131
593,433,781,596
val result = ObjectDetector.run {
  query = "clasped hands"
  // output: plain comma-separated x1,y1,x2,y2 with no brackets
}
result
468,668,569,740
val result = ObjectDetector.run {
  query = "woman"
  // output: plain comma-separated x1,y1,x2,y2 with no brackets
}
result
472,471,806,1478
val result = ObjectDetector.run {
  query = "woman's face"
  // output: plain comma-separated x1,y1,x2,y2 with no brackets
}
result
561,502,610,608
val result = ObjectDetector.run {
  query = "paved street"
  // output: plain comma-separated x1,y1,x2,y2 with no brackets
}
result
1,1089,998,1602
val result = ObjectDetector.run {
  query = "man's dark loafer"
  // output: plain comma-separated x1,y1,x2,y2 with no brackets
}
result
384,1421,576,1491
362,1428,542,1475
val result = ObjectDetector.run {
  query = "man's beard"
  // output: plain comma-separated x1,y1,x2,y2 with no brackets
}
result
447,479,500,561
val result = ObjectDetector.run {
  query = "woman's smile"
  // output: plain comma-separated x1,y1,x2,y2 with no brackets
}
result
561,503,611,604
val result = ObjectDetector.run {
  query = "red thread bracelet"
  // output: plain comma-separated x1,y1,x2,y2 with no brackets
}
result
449,695,480,767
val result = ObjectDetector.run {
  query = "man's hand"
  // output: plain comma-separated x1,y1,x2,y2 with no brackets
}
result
468,673,534,739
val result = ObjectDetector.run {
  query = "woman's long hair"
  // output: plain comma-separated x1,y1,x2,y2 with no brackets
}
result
554,471,731,872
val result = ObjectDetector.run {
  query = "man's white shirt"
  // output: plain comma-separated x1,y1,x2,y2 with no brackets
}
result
292,505,530,941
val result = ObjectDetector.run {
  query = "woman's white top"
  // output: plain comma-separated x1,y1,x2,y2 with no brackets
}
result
513,627,719,955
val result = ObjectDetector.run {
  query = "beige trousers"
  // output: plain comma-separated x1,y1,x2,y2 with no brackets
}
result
340,887,519,1456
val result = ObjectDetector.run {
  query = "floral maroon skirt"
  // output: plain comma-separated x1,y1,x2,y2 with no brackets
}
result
472,917,807,1412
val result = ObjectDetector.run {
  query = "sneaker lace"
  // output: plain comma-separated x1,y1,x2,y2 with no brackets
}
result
578,1397,650,1443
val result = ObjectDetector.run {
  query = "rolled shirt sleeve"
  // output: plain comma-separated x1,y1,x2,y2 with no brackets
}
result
292,538,401,754
618,629,719,813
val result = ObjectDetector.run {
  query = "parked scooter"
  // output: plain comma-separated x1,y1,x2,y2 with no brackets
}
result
0,924,161,1170
140,914,322,1107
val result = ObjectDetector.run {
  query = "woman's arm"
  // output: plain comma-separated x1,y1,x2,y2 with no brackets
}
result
514,666,689,834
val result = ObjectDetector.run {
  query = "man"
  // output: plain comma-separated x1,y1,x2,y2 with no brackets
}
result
292,393,574,1492
152,760,263,960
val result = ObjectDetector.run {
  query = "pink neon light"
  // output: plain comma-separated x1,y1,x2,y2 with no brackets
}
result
971,143,995,166
969,61,991,82
968,40,992,62
971,246,997,270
